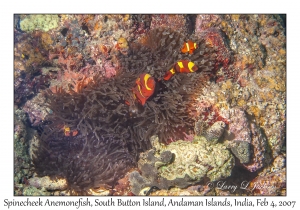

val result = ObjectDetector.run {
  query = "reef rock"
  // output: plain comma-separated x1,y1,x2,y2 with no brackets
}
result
28,176,67,191
248,155,286,195
150,14,189,34
223,108,251,144
203,121,226,144
249,168,286,196
223,108,271,171
23,93,49,126
244,122,271,172
229,140,250,164
20,15,59,32
129,135,235,195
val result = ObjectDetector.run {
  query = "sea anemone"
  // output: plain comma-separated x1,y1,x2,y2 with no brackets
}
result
32,27,219,194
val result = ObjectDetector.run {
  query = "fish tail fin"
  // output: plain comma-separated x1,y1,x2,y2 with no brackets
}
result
125,100,130,106
139,97,146,106
163,70,175,80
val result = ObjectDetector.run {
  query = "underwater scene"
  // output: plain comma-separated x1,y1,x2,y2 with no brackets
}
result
14,14,286,196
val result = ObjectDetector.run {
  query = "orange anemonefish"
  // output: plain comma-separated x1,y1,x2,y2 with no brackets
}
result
181,40,198,54
132,73,156,106
63,125,78,137
163,60,199,80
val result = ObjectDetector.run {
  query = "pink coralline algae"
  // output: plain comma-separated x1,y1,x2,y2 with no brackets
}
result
14,72,51,106
249,155,286,195
250,168,286,195
192,100,229,141
243,122,271,172
150,14,189,33
131,15,151,38
224,108,251,144
198,28,233,80
195,14,222,34
103,60,117,78
23,93,48,126
198,104,229,127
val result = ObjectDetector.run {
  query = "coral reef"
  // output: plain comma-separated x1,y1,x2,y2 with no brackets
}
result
129,135,234,195
250,168,286,195
112,171,136,195
32,68,210,194
203,121,226,144
248,70,286,158
223,108,271,171
14,108,35,195
195,15,222,33
20,15,60,32
249,155,286,195
192,102,229,141
196,28,233,79
22,186,52,196
14,72,51,106
131,14,152,38
228,141,250,164
32,73,140,194
118,27,217,79
150,15,190,34
14,32,51,75
28,176,67,191
33,129,135,195
14,14,286,196
223,108,251,144
22,93,49,126
141,185,212,196
211,15,286,159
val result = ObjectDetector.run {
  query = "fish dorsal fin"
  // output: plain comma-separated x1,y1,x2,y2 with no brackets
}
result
188,61,195,72
136,77,141,86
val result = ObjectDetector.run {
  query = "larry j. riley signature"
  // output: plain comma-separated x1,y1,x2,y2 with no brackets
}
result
206,181,276,193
